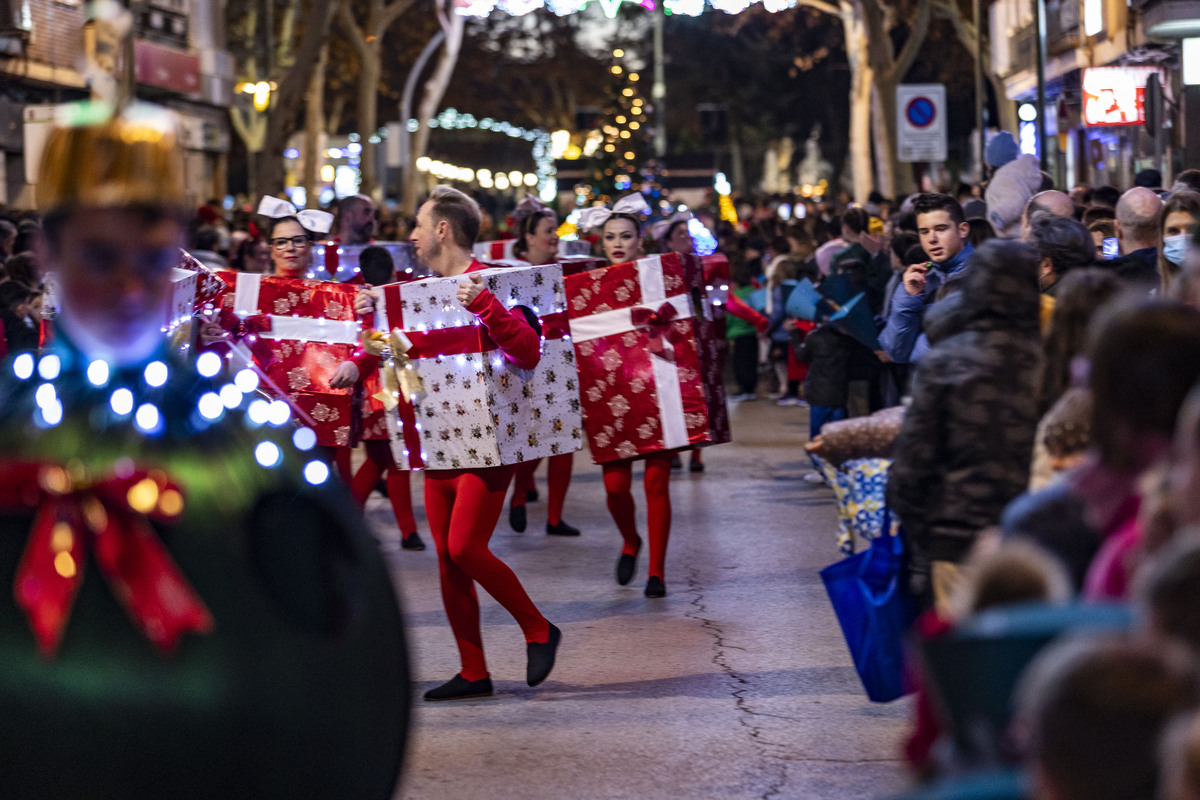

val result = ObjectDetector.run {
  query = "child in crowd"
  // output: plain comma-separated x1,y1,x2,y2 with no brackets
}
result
793,311,852,484
1041,388,1092,480
727,263,763,401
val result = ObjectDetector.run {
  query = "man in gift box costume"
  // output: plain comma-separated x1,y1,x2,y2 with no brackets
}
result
0,103,409,798
407,185,561,701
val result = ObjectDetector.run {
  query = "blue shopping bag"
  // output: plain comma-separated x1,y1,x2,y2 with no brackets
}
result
820,524,917,702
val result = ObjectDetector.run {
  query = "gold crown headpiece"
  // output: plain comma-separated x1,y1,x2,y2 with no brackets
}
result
37,102,186,212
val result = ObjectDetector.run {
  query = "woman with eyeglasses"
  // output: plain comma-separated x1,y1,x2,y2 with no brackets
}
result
266,218,318,278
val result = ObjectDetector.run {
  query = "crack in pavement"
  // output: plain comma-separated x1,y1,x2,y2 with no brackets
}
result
683,565,791,800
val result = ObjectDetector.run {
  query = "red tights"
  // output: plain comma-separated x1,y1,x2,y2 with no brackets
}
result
350,440,416,533
601,451,673,580
510,452,575,526
425,466,550,681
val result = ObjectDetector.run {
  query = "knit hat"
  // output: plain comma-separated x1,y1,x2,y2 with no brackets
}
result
985,154,1042,237
985,131,1020,169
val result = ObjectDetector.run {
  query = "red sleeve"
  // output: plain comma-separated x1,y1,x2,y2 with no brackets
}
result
727,293,769,332
465,288,541,370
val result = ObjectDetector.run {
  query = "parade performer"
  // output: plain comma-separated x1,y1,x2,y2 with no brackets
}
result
405,186,561,701
581,194,675,598
251,196,357,481
0,103,409,798
506,197,580,537
342,246,425,551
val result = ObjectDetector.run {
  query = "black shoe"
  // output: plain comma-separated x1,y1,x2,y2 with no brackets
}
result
645,576,666,598
670,454,683,469
510,504,527,533
375,479,389,498
546,520,581,537
526,624,562,687
526,487,539,503
401,531,426,551
689,459,704,473
616,542,641,586
424,674,494,701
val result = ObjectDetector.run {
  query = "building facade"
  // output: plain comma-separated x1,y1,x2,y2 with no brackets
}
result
0,0,233,208
990,0,1196,190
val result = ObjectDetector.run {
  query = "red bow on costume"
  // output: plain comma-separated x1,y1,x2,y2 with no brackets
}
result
0,461,214,657
631,302,681,361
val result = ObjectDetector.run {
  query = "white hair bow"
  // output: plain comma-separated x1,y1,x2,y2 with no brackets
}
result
257,196,334,235
650,210,692,241
578,193,651,231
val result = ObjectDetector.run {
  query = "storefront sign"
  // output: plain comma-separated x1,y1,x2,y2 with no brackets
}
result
134,39,201,95
1082,66,1165,126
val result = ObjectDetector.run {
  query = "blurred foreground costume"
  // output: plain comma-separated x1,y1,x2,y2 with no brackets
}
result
0,104,409,799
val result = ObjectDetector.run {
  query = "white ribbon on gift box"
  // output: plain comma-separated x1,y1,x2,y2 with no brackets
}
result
568,255,693,450
232,272,361,344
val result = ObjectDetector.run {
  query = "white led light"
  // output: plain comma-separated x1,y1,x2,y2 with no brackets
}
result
255,441,281,467
37,354,61,380
13,353,34,380
293,427,317,450
304,460,330,485
198,392,224,420
267,400,291,426
220,384,242,409
35,383,57,409
234,369,260,393
135,403,160,432
87,360,110,386
196,351,222,378
143,361,168,388
40,400,63,426
247,399,271,424
110,388,134,416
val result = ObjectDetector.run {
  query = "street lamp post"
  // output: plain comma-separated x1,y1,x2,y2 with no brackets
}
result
1034,0,1048,172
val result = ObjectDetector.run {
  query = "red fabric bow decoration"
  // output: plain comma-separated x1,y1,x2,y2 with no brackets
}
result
631,302,682,361
0,460,214,657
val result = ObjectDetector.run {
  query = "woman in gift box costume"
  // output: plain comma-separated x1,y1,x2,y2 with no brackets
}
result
581,194,676,598
506,196,581,538
403,186,561,701
0,104,409,798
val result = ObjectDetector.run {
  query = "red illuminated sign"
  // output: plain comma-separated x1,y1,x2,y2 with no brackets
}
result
1082,66,1163,127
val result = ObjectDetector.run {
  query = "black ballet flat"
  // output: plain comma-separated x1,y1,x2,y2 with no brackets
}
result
423,674,494,701
526,624,562,687
644,576,666,598
509,504,527,533
400,532,426,551
616,543,641,586
546,520,581,537
526,487,540,503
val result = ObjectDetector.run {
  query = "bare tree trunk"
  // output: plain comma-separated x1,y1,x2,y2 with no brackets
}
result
403,3,464,214
841,0,875,202
261,0,336,195
357,44,382,198
302,43,328,204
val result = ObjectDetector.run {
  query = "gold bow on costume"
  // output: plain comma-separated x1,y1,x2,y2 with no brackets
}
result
362,329,425,409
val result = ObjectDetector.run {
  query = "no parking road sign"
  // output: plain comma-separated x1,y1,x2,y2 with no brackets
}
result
897,84,947,163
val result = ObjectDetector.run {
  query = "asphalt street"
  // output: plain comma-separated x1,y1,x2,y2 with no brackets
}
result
369,397,912,799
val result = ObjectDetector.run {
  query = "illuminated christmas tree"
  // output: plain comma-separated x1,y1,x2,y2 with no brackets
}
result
584,48,656,202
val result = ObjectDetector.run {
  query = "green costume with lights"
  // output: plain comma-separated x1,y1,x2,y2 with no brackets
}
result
0,332,410,798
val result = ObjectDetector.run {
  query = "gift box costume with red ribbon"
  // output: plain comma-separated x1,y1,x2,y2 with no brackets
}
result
207,272,365,447
371,263,584,470
565,252,731,463
472,238,594,262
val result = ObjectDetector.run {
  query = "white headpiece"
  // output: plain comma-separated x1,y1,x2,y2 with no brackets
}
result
578,193,651,231
650,210,692,241
257,196,334,235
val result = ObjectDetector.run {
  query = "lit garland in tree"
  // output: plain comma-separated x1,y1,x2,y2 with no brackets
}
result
454,0,793,17
581,51,658,204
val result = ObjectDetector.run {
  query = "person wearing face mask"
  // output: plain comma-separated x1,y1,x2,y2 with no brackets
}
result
579,195,677,598
1159,191,1200,296
505,198,581,538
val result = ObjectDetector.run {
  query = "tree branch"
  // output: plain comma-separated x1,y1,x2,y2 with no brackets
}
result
891,0,931,80
336,0,371,61
795,0,840,15
381,0,418,30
